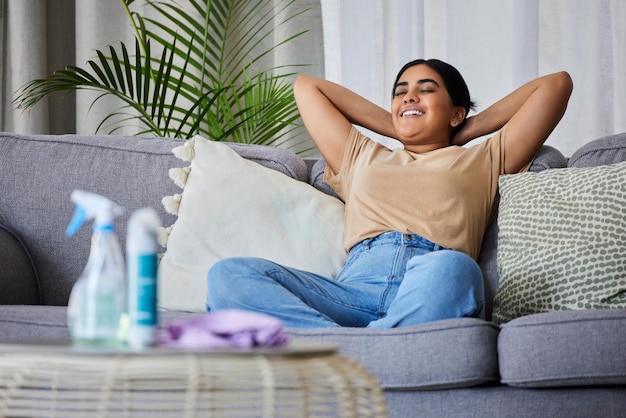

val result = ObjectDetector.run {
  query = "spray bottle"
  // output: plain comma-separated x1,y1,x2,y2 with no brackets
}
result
126,208,161,349
66,190,125,348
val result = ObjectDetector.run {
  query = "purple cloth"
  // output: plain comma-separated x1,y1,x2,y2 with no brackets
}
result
159,310,291,349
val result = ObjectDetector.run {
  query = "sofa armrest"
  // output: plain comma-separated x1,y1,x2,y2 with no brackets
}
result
0,224,41,304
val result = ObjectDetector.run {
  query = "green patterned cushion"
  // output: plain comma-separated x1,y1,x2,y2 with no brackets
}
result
492,161,626,324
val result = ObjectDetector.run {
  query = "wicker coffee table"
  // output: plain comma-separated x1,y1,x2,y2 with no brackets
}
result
0,340,386,417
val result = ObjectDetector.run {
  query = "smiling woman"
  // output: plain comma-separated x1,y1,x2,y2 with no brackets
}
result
205,58,572,330
391,58,476,145
390,65,468,152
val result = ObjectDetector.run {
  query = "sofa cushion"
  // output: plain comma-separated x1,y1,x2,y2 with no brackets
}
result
568,132,626,167
0,224,40,305
498,309,626,387
528,144,569,171
309,158,341,199
159,136,346,312
288,318,500,390
492,161,626,324
0,305,69,341
1,308,501,392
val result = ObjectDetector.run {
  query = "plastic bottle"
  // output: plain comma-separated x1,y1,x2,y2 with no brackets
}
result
126,208,161,349
66,190,125,348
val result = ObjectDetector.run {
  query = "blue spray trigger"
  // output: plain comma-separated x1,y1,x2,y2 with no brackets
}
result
66,206,87,237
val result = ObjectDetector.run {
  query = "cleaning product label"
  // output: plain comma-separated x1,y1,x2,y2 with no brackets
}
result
129,254,158,326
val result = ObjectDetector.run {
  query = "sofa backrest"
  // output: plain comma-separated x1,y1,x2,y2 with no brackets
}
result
0,133,184,305
2,130,622,314
0,133,307,306
568,132,626,168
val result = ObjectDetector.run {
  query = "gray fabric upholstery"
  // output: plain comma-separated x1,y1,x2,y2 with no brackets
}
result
498,309,626,387
288,318,499,390
568,132,626,167
385,385,626,418
0,306,197,343
308,157,340,199
529,144,569,171
0,133,307,306
0,224,40,304
0,133,184,305
0,305,68,340
477,221,499,321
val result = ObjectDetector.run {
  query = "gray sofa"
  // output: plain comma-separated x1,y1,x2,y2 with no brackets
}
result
0,131,625,417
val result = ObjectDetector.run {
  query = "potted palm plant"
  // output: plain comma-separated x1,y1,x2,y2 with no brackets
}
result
13,0,311,152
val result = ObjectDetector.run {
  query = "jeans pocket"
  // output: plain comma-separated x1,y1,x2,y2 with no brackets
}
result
338,248,364,277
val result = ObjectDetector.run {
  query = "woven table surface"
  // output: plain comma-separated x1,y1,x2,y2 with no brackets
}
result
0,340,387,417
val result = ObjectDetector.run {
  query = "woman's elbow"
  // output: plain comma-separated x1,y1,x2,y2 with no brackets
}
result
555,71,574,101
293,74,316,102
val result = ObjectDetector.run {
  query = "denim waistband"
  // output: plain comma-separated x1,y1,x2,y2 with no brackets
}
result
350,231,445,253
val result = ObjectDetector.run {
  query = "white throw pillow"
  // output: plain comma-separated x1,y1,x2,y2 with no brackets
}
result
158,136,346,312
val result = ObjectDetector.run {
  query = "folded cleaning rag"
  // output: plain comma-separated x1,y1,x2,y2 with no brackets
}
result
159,310,291,349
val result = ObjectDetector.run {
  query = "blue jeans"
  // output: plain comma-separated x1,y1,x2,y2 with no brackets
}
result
206,232,485,328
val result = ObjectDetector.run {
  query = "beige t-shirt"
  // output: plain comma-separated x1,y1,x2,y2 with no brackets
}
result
325,126,513,260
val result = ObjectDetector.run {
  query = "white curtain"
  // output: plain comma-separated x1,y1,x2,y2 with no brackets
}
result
3,0,625,156
1,0,76,134
0,0,132,135
320,0,626,157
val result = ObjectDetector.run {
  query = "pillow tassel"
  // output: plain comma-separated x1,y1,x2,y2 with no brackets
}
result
169,166,191,189
157,226,172,248
172,138,195,162
162,193,182,215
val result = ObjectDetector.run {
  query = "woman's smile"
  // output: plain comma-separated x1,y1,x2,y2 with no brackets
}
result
400,108,425,117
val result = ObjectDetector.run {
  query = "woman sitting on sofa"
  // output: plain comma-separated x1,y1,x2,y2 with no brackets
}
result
206,59,573,328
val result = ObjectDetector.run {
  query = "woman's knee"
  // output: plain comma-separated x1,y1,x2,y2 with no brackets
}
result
206,257,272,308
208,258,243,289
406,250,484,306
415,250,482,280
428,251,485,317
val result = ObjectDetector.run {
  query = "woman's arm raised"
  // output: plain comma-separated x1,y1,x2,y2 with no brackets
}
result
293,75,395,173
452,71,573,174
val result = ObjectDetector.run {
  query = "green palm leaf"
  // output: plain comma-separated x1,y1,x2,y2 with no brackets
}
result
13,0,310,152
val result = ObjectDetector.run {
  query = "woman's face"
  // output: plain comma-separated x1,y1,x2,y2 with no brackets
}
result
391,64,464,152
